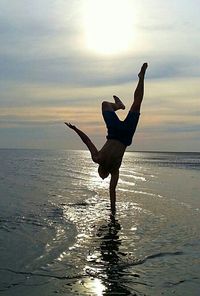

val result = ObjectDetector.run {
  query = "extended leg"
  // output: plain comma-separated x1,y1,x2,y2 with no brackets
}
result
65,123,99,163
130,63,148,113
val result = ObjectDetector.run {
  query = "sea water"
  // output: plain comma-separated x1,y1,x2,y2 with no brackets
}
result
0,149,199,296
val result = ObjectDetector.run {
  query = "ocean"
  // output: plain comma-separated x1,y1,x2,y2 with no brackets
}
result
0,149,199,296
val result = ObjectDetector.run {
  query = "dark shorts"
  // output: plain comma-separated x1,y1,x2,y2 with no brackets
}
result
102,111,140,146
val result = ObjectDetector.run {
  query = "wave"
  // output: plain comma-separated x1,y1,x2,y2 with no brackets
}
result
124,251,184,267
125,152,200,171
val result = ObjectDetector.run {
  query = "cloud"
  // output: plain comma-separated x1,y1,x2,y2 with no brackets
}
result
1,77,200,131
0,105,102,129
1,52,200,91
0,0,200,151
0,0,199,89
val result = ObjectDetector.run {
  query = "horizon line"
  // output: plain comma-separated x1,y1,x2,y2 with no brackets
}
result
0,148,199,154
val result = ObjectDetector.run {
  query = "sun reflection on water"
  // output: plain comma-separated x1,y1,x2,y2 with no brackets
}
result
81,277,106,296
81,216,133,295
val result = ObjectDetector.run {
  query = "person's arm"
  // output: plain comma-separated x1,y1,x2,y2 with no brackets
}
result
65,123,99,163
109,170,119,215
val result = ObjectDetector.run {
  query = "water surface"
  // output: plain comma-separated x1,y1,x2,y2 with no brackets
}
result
0,149,199,295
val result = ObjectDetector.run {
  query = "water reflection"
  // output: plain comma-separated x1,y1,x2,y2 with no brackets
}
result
85,216,131,295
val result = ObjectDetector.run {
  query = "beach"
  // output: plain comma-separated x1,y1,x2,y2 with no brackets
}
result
0,149,200,295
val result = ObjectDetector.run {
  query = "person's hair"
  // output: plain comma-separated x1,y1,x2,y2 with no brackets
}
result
98,165,109,179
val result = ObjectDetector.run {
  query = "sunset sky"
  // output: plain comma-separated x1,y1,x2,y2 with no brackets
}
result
1,0,200,151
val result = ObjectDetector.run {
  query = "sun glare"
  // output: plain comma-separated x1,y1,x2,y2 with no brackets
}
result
83,0,135,55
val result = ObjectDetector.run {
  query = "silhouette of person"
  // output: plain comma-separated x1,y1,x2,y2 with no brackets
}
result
65,63,148,214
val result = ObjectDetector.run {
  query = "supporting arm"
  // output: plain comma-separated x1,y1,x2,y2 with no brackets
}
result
109,170,119,215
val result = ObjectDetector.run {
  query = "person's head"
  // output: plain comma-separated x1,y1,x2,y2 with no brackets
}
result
98,165,109,179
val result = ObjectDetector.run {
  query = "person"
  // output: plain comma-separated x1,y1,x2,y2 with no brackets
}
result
65,63,148,214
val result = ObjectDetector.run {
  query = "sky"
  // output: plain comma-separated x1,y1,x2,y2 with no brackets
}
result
0,0,200,151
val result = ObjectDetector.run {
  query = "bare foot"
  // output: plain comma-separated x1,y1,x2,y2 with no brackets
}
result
113,95,125,110
64,122,76,130
138,63,148,78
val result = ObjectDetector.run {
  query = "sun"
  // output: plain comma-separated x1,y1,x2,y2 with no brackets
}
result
83,0,135,55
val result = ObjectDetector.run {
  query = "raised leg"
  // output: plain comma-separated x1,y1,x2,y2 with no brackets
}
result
130,63,148,113
102,95,125,112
